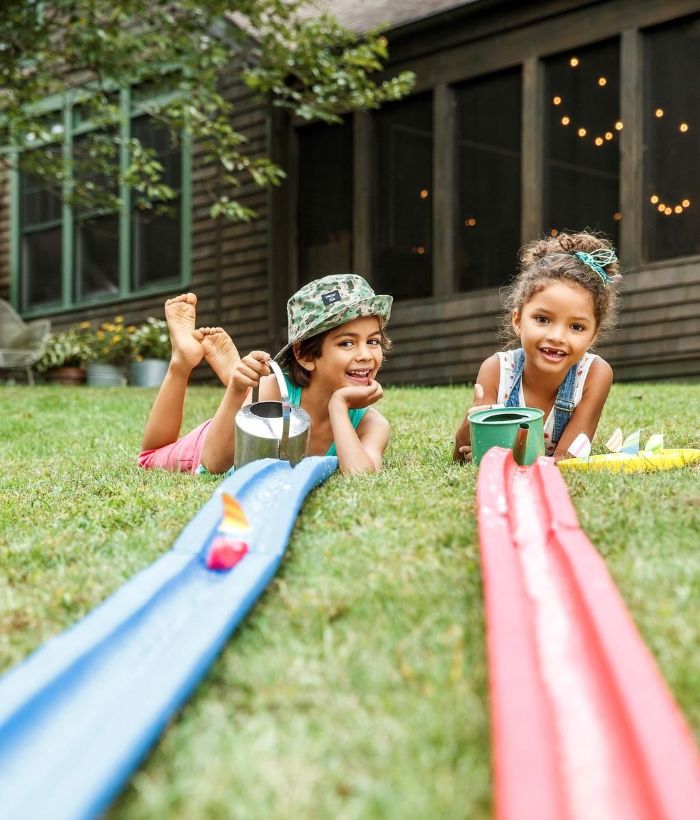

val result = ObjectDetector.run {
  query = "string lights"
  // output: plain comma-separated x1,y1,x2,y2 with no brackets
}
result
552,53,692,219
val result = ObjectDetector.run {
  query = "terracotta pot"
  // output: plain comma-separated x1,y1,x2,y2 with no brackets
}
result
43,366,87,385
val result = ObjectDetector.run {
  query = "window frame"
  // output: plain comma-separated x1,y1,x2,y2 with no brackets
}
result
10,85,192,317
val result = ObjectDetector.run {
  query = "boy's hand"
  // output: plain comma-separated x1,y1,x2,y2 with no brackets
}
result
231,351,271,394
330,380,383,410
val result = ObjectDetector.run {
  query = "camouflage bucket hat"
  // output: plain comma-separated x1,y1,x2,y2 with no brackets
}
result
274,274,393,365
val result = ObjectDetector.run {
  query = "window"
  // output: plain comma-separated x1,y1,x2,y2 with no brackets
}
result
14,87,190,313
131,117,183,289
73,131,120,300
456,68,521,291
19,149,63,309
544,39,620,244
297,118,353,285
374,93,433,300
643,15,700,261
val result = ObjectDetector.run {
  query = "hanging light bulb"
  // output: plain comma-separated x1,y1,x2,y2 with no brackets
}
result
679,123,689,133
598,77,607,87
664,207,672,215
674,205,683,213
577,127,587,137
615,121,623,131
657,204,666,212
613,212,622,221
605,131,613,141
570,57,579,67
655,108,664,118
595,137,604,146
550,228,559,237
553,96,562,105
561,116,571,126
419,189,429,199
650,195,659,204
682,199,690,208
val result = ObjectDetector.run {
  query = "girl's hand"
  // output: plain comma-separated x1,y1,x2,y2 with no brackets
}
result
466,383,502,418
330,380,383,410
231,351,271,394
456,384,502,463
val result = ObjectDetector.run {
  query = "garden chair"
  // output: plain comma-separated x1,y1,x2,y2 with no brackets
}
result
0,298,51,385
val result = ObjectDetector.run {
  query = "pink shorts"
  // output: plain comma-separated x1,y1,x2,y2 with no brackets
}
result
137,419,213,475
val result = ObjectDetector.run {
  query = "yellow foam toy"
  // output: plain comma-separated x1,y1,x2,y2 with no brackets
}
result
558,448,700,474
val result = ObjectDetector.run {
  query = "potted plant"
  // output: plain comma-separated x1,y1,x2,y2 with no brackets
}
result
85,316,131,386
34,324,92,384
129,317,171,387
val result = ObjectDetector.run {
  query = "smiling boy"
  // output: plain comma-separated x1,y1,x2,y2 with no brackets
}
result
139,274,393,477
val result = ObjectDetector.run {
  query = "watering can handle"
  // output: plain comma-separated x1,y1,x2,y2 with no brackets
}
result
251,359,291,461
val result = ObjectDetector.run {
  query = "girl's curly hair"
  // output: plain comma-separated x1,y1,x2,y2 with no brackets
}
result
500,231,621,348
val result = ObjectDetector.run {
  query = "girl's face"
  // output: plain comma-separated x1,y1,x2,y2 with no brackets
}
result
298,316,384,388
512,281,597,375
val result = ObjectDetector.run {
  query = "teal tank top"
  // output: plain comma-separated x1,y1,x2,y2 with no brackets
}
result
283,374,368,457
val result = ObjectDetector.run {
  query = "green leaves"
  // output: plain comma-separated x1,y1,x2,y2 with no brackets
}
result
1,0,414,221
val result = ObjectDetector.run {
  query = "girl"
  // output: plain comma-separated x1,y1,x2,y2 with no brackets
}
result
139,274,393,476
454,231,621,463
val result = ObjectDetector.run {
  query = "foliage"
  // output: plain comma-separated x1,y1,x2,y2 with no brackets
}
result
33,324,93,372
1,383,699,817
129,317,171,361
85,315,132,365
0,1,415,220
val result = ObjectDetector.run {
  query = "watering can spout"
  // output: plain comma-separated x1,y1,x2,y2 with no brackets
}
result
512,423,530,466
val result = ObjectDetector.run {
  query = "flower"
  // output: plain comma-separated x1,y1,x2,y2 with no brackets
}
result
34,325,92,373
86,316,131,365
129,317,171,361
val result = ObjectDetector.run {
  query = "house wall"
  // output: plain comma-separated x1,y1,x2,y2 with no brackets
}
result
277,0,700,385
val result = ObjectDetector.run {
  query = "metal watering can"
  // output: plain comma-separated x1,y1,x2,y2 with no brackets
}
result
468,406,545,466
234,360,311,469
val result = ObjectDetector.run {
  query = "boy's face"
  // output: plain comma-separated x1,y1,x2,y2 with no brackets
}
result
298,316,384,388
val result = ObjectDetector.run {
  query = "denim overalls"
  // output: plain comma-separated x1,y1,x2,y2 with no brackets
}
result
505,347,577,446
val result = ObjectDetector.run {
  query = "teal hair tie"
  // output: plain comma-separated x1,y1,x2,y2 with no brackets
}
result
572,249,618,284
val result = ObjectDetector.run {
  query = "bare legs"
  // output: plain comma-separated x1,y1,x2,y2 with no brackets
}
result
140,294,240,451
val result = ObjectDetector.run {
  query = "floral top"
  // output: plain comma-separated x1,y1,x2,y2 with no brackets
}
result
496,350,598,455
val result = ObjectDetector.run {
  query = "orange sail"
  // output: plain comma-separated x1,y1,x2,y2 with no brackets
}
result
219,493,251,534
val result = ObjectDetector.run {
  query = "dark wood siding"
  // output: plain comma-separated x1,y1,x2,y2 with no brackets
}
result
359,0,700,385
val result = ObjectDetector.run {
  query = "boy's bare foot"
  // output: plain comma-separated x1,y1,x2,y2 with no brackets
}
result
165,293,203,372
195,326,241,386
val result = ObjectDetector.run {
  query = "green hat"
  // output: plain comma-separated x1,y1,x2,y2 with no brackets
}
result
274,274,392,365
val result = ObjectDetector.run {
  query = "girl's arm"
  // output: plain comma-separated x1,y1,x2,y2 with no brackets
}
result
329,383,389,474
199,351,272,474
453,354,500,462
552,357,613,462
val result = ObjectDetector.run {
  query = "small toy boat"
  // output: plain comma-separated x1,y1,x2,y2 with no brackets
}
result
558,448,700,473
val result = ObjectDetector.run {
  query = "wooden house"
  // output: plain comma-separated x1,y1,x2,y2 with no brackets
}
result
2,0,699,383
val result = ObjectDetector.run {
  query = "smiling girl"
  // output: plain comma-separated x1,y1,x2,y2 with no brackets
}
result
454,232,621,462
139,274,393,476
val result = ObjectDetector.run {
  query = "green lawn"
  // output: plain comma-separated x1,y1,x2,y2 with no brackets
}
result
1,382,698,819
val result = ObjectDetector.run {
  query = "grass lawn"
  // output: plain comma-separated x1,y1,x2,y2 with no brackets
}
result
1,381,699,819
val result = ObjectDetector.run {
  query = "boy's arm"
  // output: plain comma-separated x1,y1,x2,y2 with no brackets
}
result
329,383,389,474
552,357,613,462
199,351,272,474
453,354,500,462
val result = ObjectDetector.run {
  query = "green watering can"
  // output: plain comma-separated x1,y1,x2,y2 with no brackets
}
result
468,406,545,466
